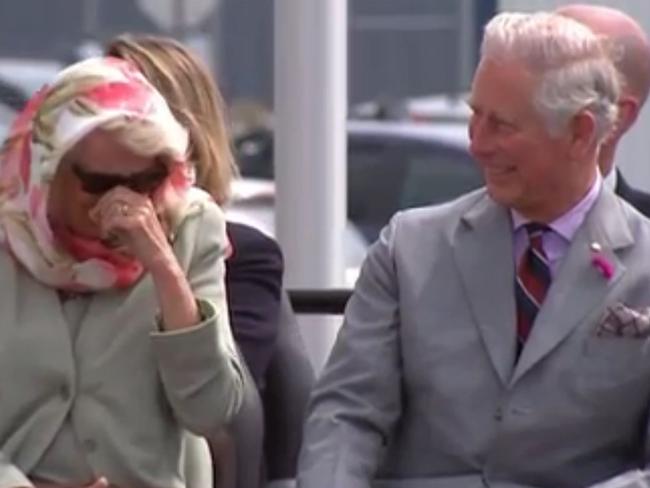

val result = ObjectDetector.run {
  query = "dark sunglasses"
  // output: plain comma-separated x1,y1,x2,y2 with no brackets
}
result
71,162,169,195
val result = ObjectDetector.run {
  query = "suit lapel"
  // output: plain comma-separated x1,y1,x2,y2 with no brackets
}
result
511,188,632,384
614,168,629,199
453,193,517,386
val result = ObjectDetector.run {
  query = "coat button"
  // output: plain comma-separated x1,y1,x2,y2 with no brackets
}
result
59,384,71,400
494,408,503,421
511,406,531,416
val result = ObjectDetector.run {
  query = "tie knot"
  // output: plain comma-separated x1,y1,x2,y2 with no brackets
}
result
523,222,549,251
524,222,549,237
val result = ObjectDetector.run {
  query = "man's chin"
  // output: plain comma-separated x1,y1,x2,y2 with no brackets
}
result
484,184,516,207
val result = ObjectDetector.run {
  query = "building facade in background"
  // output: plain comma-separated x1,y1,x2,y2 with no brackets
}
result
0,0,494,107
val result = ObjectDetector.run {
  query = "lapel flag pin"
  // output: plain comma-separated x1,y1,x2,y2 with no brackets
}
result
590,241,614,280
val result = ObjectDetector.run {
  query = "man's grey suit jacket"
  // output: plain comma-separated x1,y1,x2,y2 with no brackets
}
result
298,187,650,488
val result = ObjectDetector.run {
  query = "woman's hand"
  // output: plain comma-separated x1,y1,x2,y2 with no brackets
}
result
90,186,176,274
91,185,199,330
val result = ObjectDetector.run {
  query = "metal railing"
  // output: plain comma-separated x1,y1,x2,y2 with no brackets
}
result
287,288,352,315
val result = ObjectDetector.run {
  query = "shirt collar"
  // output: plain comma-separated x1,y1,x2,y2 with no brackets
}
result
603,167,617,192
511,172,602,242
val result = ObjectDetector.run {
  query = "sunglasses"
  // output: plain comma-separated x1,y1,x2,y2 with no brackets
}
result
71,162,169,195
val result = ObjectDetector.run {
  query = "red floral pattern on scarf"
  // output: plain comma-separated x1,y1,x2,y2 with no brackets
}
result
0,57,195,291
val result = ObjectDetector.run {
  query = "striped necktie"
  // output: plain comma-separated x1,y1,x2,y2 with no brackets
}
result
515,223,551,354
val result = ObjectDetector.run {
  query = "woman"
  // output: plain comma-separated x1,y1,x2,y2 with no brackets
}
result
0,57,244,488
105,34,283,395
104,35,286,488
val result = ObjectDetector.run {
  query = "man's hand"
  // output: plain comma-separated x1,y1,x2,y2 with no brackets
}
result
32,476,110,488
85,477,109,488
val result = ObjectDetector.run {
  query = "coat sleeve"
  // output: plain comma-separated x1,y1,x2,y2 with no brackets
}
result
225,223,284,390
0,451,32,488
297,213,404,488
150,202,245,436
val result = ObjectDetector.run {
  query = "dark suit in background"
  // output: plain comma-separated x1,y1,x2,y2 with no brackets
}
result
226,221,284,391
615,169,650,218
225,222,314,487
212,221,284,488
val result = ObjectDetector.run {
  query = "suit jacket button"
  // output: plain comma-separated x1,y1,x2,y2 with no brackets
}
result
59,385,71,400
83,439,97,452
511,407,531,416
494,408,503,421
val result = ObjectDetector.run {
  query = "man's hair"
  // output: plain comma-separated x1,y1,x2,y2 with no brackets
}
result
481,12,620,142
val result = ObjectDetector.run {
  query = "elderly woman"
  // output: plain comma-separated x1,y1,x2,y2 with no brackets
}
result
0,57,244,488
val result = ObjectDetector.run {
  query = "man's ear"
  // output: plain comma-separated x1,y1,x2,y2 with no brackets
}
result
616,96,640,134
568,110,597,160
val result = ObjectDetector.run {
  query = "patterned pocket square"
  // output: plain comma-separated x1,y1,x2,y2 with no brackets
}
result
596,303,650,338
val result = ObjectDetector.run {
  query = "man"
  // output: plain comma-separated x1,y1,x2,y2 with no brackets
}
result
297,11,650,488
558,4,650,216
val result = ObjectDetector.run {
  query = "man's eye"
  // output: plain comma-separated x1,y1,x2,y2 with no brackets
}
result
491,118,515,131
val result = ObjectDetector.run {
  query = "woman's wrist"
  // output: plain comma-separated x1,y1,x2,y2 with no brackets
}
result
149,252,201,330
148,250,183,282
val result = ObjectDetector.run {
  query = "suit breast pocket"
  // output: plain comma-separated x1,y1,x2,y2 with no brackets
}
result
575,336,650,420
578,336,650,390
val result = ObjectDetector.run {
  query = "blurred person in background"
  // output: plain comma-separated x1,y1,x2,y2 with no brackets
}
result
0,56,244,487
298,11,650,488
558,4,650,216
105,34,283,396
106,34,285,488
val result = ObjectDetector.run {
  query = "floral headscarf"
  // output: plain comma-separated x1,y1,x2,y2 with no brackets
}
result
0,56,206,291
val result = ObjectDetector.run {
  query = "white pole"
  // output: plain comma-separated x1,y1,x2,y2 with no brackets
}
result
274,0,348,371
458,0,476,90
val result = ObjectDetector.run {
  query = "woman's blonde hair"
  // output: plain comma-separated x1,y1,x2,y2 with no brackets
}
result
105,34,237,204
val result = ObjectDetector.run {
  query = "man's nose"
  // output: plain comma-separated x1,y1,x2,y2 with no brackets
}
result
468,118,495,160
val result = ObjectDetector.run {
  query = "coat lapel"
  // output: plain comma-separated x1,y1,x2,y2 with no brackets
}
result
453,193,517,386
511,188,633,384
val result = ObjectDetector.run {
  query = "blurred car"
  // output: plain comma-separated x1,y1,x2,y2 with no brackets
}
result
225,178,369,286
235,119,483,243
0,58,62,98
401,92,471,123
351,92,471,124
0,58,62,141
0,80,25,142
0,97,16,141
